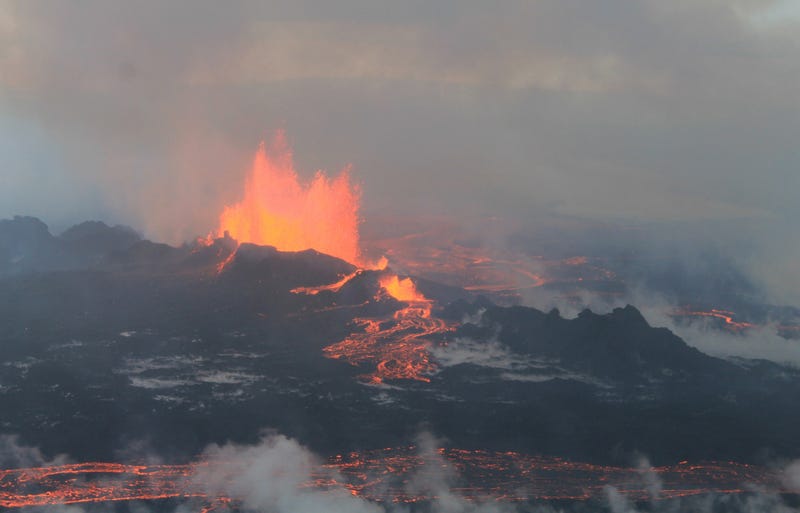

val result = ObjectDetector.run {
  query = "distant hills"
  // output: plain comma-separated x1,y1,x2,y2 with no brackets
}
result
0,216,141,275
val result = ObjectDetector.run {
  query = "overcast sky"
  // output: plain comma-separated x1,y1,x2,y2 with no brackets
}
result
1,1,798,257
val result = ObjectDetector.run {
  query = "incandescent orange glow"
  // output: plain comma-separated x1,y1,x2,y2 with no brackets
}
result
0,451,784,509
379,275,428,303
673,308,756,332
320,272,448,383
217,131,362,265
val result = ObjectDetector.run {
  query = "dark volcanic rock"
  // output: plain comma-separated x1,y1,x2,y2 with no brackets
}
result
59,221,140,258
1,217,140,275
457,303,730,383
0,216,64,273
1,216,800,469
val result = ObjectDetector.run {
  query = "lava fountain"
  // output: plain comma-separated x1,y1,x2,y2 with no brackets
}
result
379,275,429,304
217,131,362,265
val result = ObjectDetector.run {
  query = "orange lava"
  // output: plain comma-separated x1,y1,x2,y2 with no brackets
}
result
0,450,784,509
674,308,756,332
0,462,200,508
291,270,362,295
215,249,236,274
379,274,429,304
217,131,362,265
331,448,782,503
323,313,442,384
323,273,450,384
361,220,625,301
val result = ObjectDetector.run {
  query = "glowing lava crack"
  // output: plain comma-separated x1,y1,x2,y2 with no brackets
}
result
0,450,783,509
297,271,454,384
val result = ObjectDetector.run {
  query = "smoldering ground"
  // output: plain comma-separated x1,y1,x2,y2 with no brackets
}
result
4,432,800,513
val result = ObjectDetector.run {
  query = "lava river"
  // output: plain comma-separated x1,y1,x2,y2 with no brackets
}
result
315,273,455,384
0,448,784,510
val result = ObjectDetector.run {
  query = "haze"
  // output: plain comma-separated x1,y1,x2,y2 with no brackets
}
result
1,0,798,301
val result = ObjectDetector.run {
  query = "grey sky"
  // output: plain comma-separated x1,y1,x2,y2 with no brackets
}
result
1,1,798,255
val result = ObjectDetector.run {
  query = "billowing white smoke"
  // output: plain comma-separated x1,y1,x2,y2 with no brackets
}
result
404,432,527,513
192,431,539,513
783,460,800,492
0,434,68,469
603,457,800,513
193,431,381,513
3,431,800,512
192,432,800,513
520,284,800,368
604,456,663,513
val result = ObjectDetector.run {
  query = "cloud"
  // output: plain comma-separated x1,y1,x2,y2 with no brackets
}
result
604,456,800,513
516,276,800,368
192,430,561,513
169,436,800,513
0,434,69,469
653,316,800,368
431,336,523,370
4,430,800,512
193,431,382,513
781,459,800,492
0,0,798,251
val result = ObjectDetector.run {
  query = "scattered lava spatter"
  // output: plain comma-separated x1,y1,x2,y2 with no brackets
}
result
217,131,363,266
0,450,783,509
321,273,453,384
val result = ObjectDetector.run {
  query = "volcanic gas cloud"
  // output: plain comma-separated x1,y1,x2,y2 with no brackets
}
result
217,131,362,265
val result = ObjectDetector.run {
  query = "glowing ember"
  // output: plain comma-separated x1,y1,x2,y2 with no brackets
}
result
291,270,362,295
322,272,450,383
322,309,449,384
364,223,549,297
379,275,428,303
673,308,756,332
0,450,783,509
0,462,200,508
217,131,362,265
331,448,783,503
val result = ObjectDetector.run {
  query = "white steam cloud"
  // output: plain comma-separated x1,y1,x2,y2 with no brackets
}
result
2,431,800,512
194,432,381,513
0,434,69,469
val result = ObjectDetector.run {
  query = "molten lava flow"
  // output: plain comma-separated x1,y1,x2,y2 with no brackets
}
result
365,223,549,299
672,307,800,338
362,220,626,303
323,273,450,384
0,451,784,509
379,275,428,303
673,308,756,332
291,270,362,295
0,462,200,508
329,448,783,503
217,132,362,265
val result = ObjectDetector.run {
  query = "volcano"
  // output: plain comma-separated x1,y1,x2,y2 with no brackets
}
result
213,132,364,266
3,140,800,511
4,124,800,511
2,216,800,462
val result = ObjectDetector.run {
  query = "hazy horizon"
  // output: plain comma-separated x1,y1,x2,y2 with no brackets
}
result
2,1,799,301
